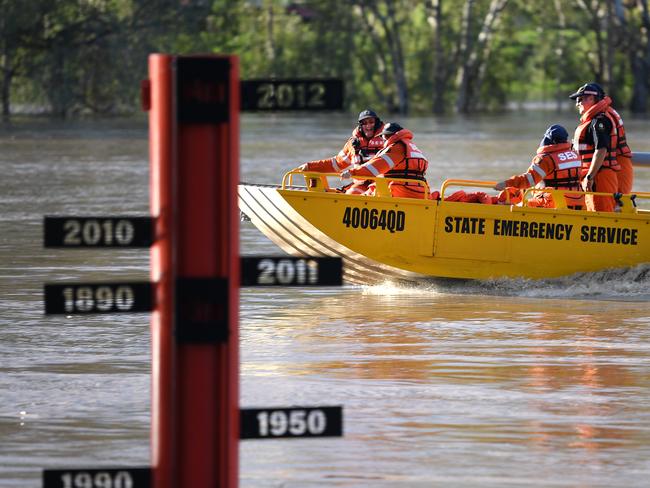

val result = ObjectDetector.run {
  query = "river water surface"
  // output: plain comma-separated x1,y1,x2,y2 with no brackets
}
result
1,113,650,487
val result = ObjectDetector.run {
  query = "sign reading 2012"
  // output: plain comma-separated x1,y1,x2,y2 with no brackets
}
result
342,207,405,233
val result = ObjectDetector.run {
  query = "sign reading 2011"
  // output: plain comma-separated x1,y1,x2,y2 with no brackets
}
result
342,207,405,233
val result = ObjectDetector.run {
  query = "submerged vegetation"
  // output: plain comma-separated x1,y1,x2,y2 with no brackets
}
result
1,0,649,118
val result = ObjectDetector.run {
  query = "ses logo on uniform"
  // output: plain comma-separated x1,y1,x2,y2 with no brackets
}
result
342,207,405,233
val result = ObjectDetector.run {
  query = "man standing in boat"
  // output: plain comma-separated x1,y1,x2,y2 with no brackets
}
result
569,82,633,212
340,122,429,199
298,109,385,194
494,124,583,209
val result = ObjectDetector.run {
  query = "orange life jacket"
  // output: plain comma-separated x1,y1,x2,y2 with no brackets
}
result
605,106,632,159
573,97,629,171
381,129,428,182
351,129,429,199
351,125,385,165
536,143,582,191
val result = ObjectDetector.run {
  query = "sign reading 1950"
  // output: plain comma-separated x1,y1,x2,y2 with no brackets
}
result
240,79,343,111
240,406,343,439
44,217,154,248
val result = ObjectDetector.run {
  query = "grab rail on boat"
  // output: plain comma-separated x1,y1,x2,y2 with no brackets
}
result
440,179,650,213
521,188,650,213
282,170,431,199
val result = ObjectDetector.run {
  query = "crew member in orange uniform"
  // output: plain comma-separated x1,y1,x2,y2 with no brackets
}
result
494,124,583,209
569,82,633,212
340,122,429,199
299,109,385,194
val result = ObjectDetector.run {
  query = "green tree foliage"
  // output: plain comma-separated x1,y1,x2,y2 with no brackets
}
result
1,0,649,118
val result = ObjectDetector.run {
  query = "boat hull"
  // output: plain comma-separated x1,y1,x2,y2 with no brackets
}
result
239,183,650,283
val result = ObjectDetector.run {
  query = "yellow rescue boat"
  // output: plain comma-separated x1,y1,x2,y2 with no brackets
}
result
239,170,650,285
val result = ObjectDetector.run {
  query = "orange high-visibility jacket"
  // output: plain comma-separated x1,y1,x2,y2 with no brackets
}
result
504,143,581,191
302,125,385,173
349,129,429,198
573,96,631,172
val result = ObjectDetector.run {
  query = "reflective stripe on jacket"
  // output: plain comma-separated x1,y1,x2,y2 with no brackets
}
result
505,143,582,190
573,97,622,171
303,125,385,172
350,129,428,180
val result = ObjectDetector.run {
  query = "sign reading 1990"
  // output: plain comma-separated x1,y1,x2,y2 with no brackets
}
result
43,467,150,488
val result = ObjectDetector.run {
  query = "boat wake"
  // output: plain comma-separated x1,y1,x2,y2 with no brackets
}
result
362,263,650,301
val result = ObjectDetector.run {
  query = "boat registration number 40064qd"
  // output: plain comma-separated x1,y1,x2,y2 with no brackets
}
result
342,207,405,233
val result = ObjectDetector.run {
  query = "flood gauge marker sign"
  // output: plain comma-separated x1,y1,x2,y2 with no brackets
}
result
240,256,343,286
44,217,154,248
42,467,151,488
40,59,346,485
240,406,343,439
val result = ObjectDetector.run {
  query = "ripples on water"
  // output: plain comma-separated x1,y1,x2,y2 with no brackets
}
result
2,116,650,487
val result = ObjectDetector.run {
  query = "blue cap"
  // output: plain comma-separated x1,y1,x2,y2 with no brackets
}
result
380,122,403,136
540,124,569,146
569,82,605,100
358,109,379,122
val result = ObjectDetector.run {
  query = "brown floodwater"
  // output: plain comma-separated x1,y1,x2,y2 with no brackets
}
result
1,113,650,487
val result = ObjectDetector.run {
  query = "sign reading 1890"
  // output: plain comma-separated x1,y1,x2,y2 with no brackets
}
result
44,283,153,315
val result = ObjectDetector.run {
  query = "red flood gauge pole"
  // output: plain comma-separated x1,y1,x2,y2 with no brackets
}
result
148,54,240,488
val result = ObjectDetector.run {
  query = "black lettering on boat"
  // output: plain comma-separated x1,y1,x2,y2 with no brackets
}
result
445,216,486,235
342,207,405,233
351,207,360,227
360,208,369,229
396,211,405,232
542,223,550,239
501,219,513,236
580,225,638,246
378,209,387,229
342,207,351,227
520,221,529,238
386,210,396,232
369,209,378,229
494,219,573,241
444,216,453,233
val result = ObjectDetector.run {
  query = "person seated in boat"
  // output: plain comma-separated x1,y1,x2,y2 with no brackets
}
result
339,122,429,199
569,82,633,212
493,124,584,209
298,109,385,194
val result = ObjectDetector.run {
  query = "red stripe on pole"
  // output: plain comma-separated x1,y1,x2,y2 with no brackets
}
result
149,54,240,488
149,53,175,488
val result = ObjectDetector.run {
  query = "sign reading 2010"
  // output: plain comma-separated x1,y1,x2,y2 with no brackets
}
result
44,216,153,248
342,207,405,233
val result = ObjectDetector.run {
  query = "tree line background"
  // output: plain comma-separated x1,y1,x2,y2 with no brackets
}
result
1,0,649,120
